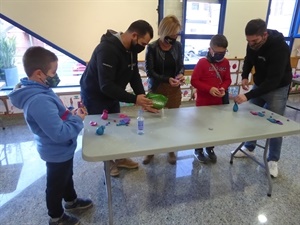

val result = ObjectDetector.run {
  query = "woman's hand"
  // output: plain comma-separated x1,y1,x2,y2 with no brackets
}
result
175,74,186,85
169,77,180,87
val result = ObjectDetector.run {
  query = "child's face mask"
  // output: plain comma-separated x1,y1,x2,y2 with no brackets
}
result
45,73,60,87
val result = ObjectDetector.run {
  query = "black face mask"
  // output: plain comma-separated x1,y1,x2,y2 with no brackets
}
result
249,35,267,51
164,36,176,45
207,51,225,63
130,37,145,53
249,39,265,51
213,52,226,62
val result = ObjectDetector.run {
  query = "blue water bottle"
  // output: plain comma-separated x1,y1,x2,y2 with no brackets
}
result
137,109,144,135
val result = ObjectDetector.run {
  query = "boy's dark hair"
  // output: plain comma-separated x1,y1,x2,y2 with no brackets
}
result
210,34,228,48
245,19,267,36
127,20,154,39
23,46,58,77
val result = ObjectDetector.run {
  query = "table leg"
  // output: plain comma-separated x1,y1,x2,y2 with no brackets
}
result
286,105,300,111
230,140,272,197
230,142,244,163
104,161,114,225
263,139,272,197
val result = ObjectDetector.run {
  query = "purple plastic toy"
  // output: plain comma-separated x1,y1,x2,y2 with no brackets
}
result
116,117,131,126
267,118,283,125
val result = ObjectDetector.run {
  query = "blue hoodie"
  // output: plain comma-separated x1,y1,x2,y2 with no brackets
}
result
9,78,83,163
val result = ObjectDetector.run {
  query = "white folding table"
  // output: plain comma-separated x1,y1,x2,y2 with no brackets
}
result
82,103,300,225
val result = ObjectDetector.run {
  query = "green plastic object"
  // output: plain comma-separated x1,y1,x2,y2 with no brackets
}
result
146,93,168,109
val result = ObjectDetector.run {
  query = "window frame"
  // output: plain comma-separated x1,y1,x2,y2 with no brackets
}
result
183,0,227,69
162,0,227,70
266,0,300,48
292,1,300,38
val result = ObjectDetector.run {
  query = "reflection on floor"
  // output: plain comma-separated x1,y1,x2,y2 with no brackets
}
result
0,96,299,225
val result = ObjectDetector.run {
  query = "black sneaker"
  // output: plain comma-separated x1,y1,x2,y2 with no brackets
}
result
194,149,207,163
49,213,80,225
204,148,217,162
64,198,93,212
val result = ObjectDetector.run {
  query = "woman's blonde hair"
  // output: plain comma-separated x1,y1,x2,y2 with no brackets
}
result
158,15,181,40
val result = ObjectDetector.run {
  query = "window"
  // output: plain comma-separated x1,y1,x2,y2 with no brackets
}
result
267,0,296,36
182,0,227,69
151,0,226,68
266,0,300,48
0,14,85,89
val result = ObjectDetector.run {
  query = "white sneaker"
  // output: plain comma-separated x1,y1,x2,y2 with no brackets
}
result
232,146,255,158
268,161,278,178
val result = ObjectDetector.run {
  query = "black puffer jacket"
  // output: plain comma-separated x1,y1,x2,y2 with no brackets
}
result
145,40,184,91
242,29,292,100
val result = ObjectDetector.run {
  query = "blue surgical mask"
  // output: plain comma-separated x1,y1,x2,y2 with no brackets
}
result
45,73,60,87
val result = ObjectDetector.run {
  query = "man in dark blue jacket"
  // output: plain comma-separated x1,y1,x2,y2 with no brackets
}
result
234,19,292,178
80,20,155,177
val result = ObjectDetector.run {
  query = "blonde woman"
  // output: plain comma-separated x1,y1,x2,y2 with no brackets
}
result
143,15,185,165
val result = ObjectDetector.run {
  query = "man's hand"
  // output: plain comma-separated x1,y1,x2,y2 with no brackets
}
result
234,94,248,104
241,79,249,91
144,106,159,113
136,94,153,108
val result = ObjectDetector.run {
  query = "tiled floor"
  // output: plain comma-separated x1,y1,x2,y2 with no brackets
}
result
0,97,299,225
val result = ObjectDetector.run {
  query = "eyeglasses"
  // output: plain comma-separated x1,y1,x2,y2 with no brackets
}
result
211,47,228,54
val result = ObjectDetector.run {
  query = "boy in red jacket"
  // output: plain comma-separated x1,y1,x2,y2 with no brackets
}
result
191,34,231,163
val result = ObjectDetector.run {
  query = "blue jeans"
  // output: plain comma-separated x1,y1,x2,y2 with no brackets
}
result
244,84,290,161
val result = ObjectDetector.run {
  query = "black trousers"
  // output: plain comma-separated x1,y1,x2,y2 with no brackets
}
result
46,158,77,218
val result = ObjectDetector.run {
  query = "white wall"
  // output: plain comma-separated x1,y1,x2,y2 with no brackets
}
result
0,0,158,61
0,0,296,60
224,0,269,58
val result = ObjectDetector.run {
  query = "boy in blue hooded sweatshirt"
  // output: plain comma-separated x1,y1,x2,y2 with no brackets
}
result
9,46,93,225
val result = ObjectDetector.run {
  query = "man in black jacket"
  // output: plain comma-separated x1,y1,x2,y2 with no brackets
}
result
80,20,155,177
234,19,292,178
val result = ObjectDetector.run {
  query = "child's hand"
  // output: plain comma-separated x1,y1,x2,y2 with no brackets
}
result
209,87,222,97
75,107,88,120
218,87,225,97
70,109,76,115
